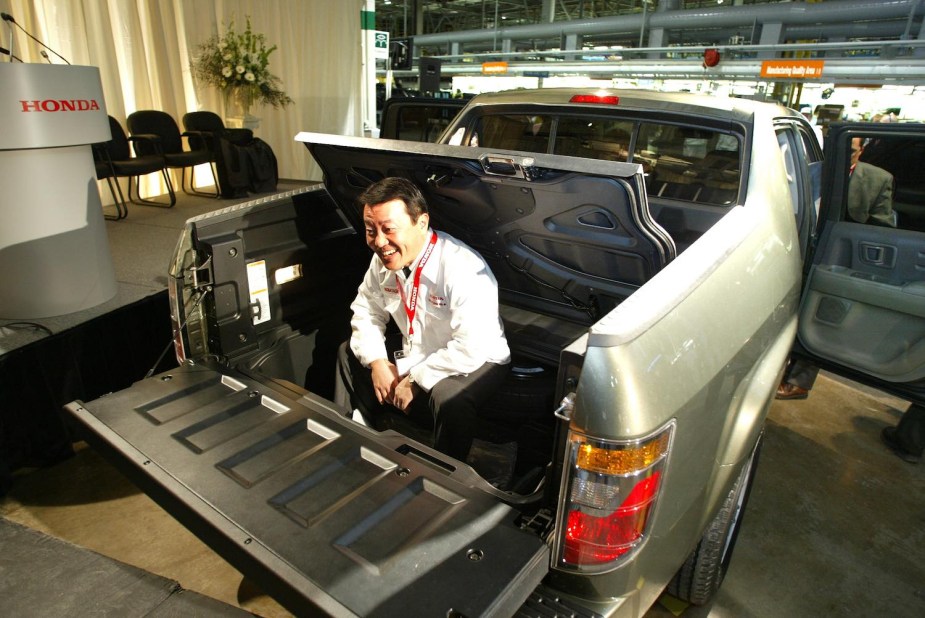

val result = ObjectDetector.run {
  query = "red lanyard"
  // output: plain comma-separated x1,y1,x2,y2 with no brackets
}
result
396,231,438,335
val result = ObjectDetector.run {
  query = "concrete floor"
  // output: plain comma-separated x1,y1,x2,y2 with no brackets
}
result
1,187,923,616
2,371,922,617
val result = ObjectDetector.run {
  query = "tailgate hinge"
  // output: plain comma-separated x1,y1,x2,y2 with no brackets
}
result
553,392,575,422
187,252,213,290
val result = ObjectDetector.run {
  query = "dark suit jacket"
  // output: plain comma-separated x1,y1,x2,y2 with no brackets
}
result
848,162,895,227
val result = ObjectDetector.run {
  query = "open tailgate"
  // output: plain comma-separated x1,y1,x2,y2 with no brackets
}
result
65,360,548,617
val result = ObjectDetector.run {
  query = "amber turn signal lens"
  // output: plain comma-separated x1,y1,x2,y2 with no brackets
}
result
576,432,670,475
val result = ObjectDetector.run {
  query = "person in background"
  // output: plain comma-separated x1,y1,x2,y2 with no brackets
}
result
846,137,896,227
334,177,511,462
776,358,818,400
878,108,900,123
801,105,824,145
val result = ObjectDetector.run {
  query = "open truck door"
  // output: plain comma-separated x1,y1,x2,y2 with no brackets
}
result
795,122,925,403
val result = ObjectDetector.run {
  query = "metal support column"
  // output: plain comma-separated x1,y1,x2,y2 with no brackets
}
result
361,0,377,136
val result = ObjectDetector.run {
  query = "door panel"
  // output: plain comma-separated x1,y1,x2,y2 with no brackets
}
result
799,222,925,382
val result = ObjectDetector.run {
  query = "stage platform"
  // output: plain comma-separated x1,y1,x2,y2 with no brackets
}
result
0,517,253,616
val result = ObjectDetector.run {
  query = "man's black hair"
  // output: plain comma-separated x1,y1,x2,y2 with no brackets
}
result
358,177,429,221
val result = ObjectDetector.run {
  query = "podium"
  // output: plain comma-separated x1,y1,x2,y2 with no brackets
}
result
0,64,117,319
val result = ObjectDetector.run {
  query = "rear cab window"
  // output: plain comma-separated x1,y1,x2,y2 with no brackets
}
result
448,110,742,207
390,106,458,142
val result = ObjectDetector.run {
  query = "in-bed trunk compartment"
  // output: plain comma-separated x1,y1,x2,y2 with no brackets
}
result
66,360,549,617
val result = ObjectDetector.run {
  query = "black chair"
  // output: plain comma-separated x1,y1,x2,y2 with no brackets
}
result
182,110,253,149
93,115,176,218
127,110,220,199
182,111,254,198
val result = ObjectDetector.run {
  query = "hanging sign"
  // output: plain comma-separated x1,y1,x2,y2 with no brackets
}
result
760,60,825,79
481,61,508,74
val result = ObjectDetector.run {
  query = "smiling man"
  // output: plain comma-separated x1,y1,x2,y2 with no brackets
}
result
334,177,511,461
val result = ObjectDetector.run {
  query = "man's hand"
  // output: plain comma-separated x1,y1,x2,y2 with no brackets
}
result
392,376,416,413
369,359,399,405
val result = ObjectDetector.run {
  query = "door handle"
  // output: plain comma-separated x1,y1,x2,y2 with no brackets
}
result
859,241,895,268
479,154,536,180
864,245,884,264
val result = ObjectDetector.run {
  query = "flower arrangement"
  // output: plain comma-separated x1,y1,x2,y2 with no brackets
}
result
191,17,293,114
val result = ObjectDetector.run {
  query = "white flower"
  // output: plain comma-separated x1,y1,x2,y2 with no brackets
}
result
222,53,232,61
236,65,245,74
244,72,255,82
222,66,232,77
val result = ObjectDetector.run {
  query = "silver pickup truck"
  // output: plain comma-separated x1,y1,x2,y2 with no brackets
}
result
67,89,925,617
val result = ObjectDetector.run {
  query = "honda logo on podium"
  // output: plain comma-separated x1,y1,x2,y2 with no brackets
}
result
20,99,101,112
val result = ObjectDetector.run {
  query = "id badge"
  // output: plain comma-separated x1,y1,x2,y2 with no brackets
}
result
393,349,422,377
394,350,412,377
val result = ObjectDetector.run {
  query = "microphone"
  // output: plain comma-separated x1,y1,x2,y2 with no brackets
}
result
40,50,52,63
0,45,23,62
1,12,12,62
2,12,70,64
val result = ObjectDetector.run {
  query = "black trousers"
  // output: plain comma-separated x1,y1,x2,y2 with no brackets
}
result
334,341,509,461
893,403,925,455
782,357,820,390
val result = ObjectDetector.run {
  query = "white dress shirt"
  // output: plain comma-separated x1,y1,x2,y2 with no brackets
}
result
349,230,511,391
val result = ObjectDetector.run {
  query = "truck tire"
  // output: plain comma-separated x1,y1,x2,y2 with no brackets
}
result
666,434,762,605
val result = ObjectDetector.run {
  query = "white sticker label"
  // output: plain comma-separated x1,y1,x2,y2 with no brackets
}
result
246,260,271,325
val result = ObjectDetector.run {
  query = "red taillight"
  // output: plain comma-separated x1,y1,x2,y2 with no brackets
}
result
555,424,672,572
564,471,661,565
569,94,620,105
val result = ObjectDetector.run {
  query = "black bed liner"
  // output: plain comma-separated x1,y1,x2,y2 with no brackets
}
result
66,360,548,617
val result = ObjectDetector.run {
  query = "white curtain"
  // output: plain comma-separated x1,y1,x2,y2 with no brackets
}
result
2,0,364,188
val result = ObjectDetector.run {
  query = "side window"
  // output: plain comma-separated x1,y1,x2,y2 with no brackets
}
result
776,127,802,216
796,122,824,221
797,123,823,163
637,122,741,206
776,122,815,258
